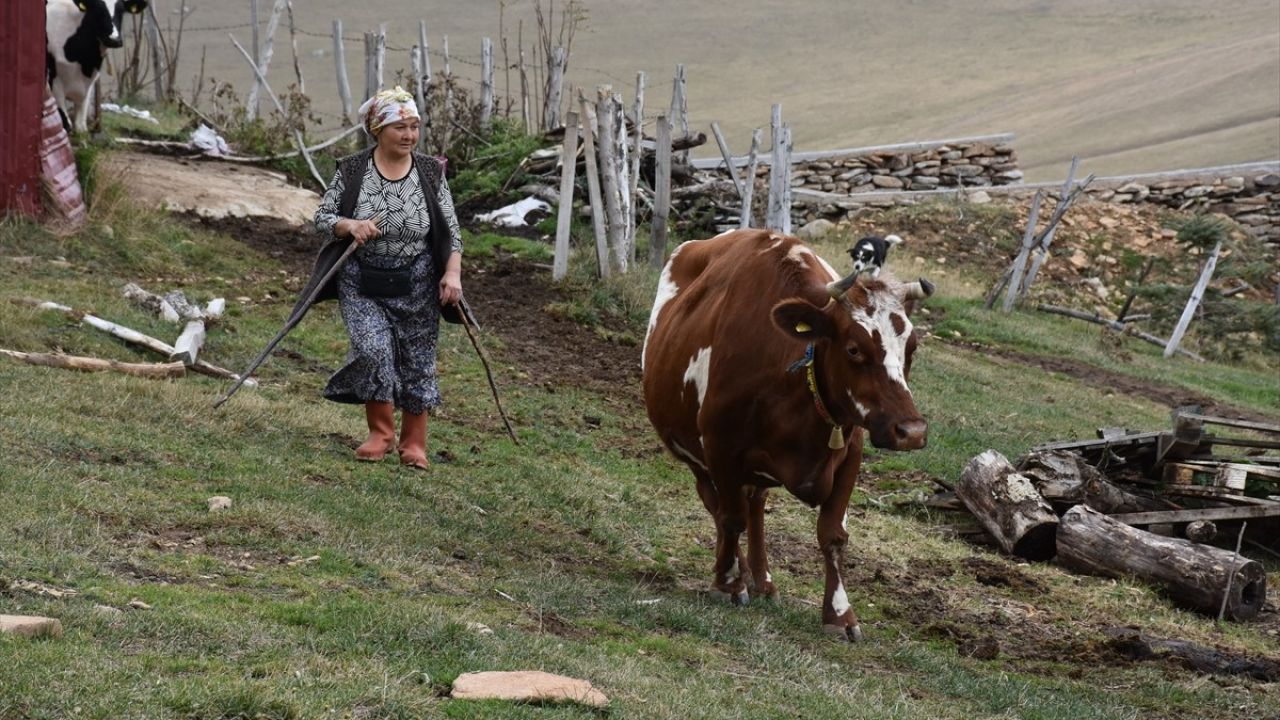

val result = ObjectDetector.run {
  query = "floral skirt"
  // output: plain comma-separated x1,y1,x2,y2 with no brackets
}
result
323,251,441,414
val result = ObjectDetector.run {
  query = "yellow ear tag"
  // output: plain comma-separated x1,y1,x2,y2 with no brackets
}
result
794,322,812,333
78,2,88,10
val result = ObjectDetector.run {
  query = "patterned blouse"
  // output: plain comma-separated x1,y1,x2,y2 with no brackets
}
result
315,156,464,260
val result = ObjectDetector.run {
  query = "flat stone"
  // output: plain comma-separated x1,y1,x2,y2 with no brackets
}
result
968,190,992,204
0,615,64,639
797,219,837,241
871,175,905,189
207,496,232,512
451,671,608,708
1254,173,1280,187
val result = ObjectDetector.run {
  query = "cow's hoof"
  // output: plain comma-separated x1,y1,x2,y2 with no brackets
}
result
823,623,864,643
751,585,780,602
711,588,750,606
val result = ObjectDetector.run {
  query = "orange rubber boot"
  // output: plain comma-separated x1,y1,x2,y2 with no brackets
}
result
355,401,396,461
398,410,430,470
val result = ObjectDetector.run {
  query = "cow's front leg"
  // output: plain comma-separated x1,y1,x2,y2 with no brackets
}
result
816,448,863,641
710,485,749,605
745,487,778,600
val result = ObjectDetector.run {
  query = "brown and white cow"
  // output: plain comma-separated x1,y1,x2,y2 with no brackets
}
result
642,228,933,641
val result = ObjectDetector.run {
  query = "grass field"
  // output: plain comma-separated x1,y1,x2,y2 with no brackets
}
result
149,0,1280,181
1,150,1278,718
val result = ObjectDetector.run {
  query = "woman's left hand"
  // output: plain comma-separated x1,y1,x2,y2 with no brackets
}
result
439,270,463,307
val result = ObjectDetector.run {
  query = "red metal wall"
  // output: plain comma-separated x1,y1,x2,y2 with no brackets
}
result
0,0,46,216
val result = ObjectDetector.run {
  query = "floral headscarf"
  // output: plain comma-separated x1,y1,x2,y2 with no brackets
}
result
357,86,420,136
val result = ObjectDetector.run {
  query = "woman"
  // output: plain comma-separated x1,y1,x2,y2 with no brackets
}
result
311,86,463,470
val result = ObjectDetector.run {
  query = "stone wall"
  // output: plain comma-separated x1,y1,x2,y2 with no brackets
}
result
694,133,1024,194
787,162,1280,245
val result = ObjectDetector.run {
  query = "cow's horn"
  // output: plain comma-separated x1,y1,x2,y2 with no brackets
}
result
902,277,936,300
826,270,861,299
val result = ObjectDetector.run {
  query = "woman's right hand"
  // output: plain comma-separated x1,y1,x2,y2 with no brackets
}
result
339,217,382,245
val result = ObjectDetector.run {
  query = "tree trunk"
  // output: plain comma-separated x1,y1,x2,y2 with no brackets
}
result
1,349,185,379
1057,504,1266,621
956,450,1059,560
1016,450,1166,514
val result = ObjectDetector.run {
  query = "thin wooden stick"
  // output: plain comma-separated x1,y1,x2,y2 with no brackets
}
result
710,121,744,199
1217,521,1248,626
457,302,519,444
739,128,762,228
1036,304,1206,362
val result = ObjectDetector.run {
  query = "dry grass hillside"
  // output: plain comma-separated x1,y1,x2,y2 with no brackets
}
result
159,0,1280,181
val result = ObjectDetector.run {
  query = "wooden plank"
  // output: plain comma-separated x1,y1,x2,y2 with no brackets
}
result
1034,431,1164,453
710,122,744,199
1179,413,1280,436
552,111,580,282
1110,505,1280,526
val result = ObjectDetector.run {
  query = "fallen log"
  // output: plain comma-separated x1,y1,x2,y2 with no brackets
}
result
956,450,1059,560
11,297,254,385
1016,450,1167,513
1101,627,1279,681
1056,504,1266,620
1,349,185,379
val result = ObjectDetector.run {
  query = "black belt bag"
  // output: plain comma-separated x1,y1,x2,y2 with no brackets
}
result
358,260,413,298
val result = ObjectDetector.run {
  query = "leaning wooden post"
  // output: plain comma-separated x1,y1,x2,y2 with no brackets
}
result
332,20,352,125
246,0,285,121
284,0,304,94
629,71,645,250
411,45,426,147
552,111,580,282
766,104,785,230
1057,504,1265,620
518,42,531,133
956,450,1060,560
362,31,375,103
611,91,633,264
739,128,762,228
417,21,432,106
144,4,167,103
651,113,673,270
249,0,260,117
228,34,325,189
577,91,610,279
710,121,745,199
374,24,386,93
1021,157,1078,295
480,37,494,129
1001,189,1044,312
1164,240,1222,358
669,64,689,165
596,88,627,273
544,46,566,131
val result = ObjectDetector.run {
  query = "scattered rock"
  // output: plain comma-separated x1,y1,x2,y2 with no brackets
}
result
0,615,64,639
958,636,1000,660
207,496,232,512
451,671,608,708
92,604,125,618
796,219,836,241
968,190,992,205
127,598,153,611
466,622,494,636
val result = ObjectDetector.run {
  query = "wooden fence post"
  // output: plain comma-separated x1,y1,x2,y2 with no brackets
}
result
247,0,284,120
374,24,386,93
651,114,672,269
480,37,494,129
332,20,352,125
228,34,325,189
518,42,531,133
441,35,452,150
249,0,260,117
362,32,375,104
1021,157,1079,296
597,88,627,273
767,104,784,230
553,111,580,282
544,46,566,131
577,91,610,279
629,71,645,250
612,91,633,265
1164,241,1222,358
710,121,744,199
144,3,167,103
669,64,689,165
780,124,793,234
739,128,762,228
285,1,304,94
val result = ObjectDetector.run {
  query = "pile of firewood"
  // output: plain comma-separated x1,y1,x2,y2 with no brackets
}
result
3,284,252,386
930,407,1279,621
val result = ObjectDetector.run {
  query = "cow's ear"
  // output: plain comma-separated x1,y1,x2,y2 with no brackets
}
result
772,299,835,341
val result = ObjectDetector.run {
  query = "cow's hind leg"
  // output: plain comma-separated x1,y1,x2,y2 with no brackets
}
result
745,487,778,600
698,471,748,605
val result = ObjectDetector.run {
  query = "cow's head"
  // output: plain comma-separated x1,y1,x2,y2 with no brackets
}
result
772,270,933,451
75,0,146,49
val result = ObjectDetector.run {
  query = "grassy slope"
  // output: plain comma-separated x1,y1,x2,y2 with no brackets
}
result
168,0,1280,181
1,168,1278,719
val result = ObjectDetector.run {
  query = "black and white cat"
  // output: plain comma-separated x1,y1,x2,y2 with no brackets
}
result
847,234,902,279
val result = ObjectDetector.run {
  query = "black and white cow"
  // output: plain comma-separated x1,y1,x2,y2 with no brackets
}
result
46,0,149,133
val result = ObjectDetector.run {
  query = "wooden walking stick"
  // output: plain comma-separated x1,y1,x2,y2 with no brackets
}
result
455,298,519,444
213,239,360,408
